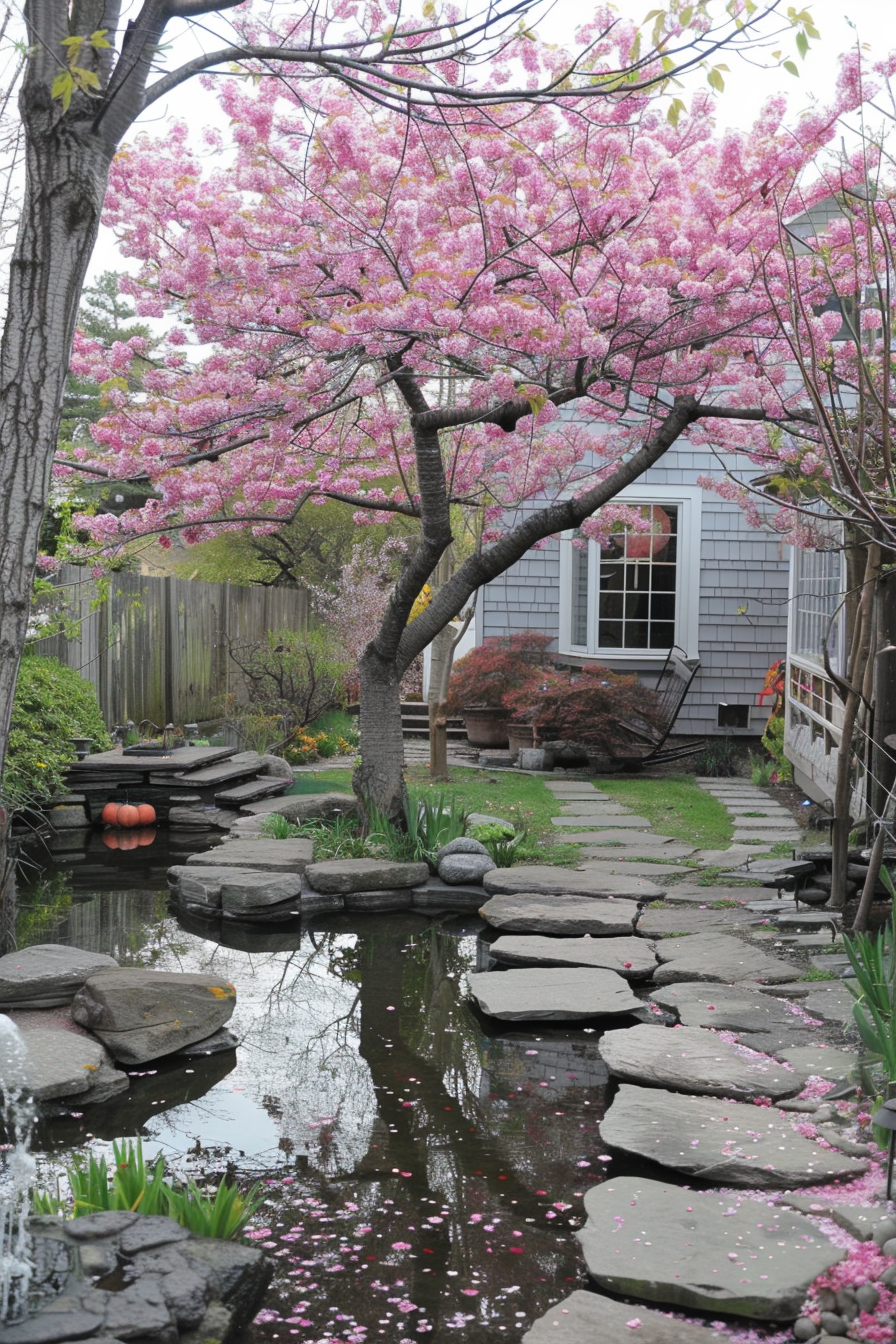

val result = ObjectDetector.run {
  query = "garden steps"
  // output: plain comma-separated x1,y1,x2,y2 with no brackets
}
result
214,777,290,805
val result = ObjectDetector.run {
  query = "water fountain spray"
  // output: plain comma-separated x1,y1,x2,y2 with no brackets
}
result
0,1016,35,1323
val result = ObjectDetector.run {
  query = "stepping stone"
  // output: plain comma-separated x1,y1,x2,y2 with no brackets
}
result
557,803,632,815
598,1024,799,1099
727,804,795,816
172,759,262,787
776,1045,856,1085
479,894,639,936
483,866,664,900
0,944,118,1009
576,1174,847,1319
656,885,760,905
306,858,429,894
794,984,857,1026
468,967,642,1020
732,859,817,877
489,935,658,980
649,983,823,1048
8,1025,128,1105
575,844,698,862
72,969,237,1064
186,838,313,873
653,932,795,985
238,790,356,819
570,831,680,846
599,1089,868,1190
545,783,608,794
523,1289,728,1344
636,907,761,937
696,846,775,866
577,860,688,879
552,815,652,828
808,953,854,978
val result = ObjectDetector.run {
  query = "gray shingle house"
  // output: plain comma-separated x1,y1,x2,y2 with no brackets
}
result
476,436,791,739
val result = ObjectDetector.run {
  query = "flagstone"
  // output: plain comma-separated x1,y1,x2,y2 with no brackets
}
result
483,865,664,900
523,1290,728,1344
657,885,762,904
576,860,690,879
653,932,796,985
479,893,640,937
577,842,698,860
636,906,761,937
648,982,822,1047
577,1174,847,1319
468,966,643,1020
489,934,658,980
552,815,653,828
598,1089,867,1191
598,1024,799,1099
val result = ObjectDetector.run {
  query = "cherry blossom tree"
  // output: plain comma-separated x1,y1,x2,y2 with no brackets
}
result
65,63,862,821
0,0,821,843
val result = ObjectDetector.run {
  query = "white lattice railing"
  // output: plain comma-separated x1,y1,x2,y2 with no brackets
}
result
785,657,867,818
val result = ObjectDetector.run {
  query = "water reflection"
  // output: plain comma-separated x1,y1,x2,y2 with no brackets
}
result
14,858,618,1340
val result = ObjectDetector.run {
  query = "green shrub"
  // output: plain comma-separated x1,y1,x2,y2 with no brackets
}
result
692,735,742,777
3,655,111,810
760,713,792,783
32,1138,261,1240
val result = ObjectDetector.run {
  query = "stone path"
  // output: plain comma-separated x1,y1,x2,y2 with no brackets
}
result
472,774,890,1341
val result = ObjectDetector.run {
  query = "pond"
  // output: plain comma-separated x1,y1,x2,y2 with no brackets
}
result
13,831,618,1343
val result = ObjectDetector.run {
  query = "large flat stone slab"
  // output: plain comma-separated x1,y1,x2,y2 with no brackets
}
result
598,1024,799,1099
238,790,357,819
0,945,118,1008
552,815,652,828
479,894,639,936
523,1289,727,1344
483,866,663,900
649,982,822,1050
305,858,429,894
577,860,690,879
599,1087,867,1190
578,842,698,860
636,907,760,937
653,932,795,985
489,935,657,980
72,969,236,1064
657,885,762,905
790,984,856,1026
556,803,632,815
577,1176,845,1320
186,839,313,873
8,1025,128,1104
468,967,642,1020
777,1044,856,1085
168,865,302,912
727,814,802,829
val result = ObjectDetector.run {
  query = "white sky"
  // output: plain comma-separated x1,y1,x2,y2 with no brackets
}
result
87,0,896,281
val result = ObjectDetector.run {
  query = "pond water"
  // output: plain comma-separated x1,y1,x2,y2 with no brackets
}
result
13,832,620,1343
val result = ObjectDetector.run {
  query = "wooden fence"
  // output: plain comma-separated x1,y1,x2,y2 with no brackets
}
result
33,565,308,729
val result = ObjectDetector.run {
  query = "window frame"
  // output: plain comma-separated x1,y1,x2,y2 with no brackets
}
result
558,484,702,661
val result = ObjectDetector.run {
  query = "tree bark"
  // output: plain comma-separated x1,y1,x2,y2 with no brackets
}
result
354,645,407,828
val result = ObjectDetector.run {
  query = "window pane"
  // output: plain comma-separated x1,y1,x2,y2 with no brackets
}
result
792,531,843,671
571,541,589,646
597,504,679,651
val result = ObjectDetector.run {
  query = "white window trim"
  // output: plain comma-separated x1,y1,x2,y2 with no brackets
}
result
786,531,846,676
558,484,702,661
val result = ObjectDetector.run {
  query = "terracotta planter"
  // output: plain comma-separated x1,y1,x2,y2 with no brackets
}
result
462,706,511,748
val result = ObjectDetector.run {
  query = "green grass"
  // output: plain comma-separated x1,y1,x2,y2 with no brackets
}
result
798,967,840,982
595,773,733,850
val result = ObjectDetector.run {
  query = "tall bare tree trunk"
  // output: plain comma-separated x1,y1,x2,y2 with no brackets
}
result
354,646,407,827
830,542,880,908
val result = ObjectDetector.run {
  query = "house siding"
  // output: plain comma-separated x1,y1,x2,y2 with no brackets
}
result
479,441,791,737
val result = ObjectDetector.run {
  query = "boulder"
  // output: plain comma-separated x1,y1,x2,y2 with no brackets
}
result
523,1290,728,1344
168,807,234,829
8,1026,128,1105
468,966,643,1020
46,804,89,830
220,872,303,914
238,790,357,820
438,853,496,885
72,969,236,1064
599,1085,867,1188
468,812,515,832
0,944,119,1008
343,889,415,912
479,893,639,936
598,1024,799,1099
436,837,491,862
577,1175,845,1320
257,753,294,779
483,865,664,900
489,934,657,981
305,858,428,894
653,932,795,985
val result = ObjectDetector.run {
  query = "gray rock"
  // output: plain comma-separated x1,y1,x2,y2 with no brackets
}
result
300,892,345,917
119,1215,192,1254
257,753,294,779
158,1265,209,1328
46,804,89,830
168,807,234,829
343,889,414,912
882,1237,896,1258
792,1317,819,1341
437,853,496,885
653,932,795,985
64,1211,139,1240
882,1264,896,1287
0,944,119,1008
90,1275,173,1338
552,814,653,828
480,893,639,936
468,966,642,1020
467,812,515,832
173,1026,238,1057
871,1217,896,1247
0,1309,106,1342
220,872,303,913
599,1024,799,1099
305,858,428,894
518,747,552,770
818,1313,847,1335
576,1175,845,1320
778,1046,856,1086
636,908,758,937
7,1026,128,1104
483,865,664,900
599,1085,868,1187
647,983,822,1049
855,1284,880,1313
489,934,658,980
72,969,236,1064
181,1237,270,1304
835,1288,858,1322
411,878,488,911
522,1288,728,1343
436,837,491,862
186,838,313,873
239,790,357,821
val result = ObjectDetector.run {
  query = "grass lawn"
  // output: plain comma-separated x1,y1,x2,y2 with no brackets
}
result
595,772,733,851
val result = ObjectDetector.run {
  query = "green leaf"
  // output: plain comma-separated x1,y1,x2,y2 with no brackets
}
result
796,30,809,59
707,66,725,92
783,60,800,77
89,29,111,48
667,97,686,127
51,70,74,111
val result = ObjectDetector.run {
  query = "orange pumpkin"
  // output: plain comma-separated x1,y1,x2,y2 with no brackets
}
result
136,827,156,847
101,802,120,826
136,803,156,826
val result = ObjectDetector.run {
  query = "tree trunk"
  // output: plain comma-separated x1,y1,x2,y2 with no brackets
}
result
354,646,407,827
